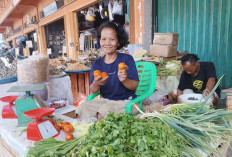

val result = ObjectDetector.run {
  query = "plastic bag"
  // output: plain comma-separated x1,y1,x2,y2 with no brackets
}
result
112,0,123,15
74,93,87,107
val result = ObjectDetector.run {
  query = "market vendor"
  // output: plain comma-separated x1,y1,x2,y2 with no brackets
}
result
76,21,139,120
172,54,220,105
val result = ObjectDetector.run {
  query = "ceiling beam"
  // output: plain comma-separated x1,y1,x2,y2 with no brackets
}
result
18,4,36,7
19,0,39,7
0,26,7,28
0,28,6,32
1,21,13,26
8,13,23,19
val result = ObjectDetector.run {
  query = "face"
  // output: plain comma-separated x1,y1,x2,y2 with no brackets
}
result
100,27,119,55
182,62,199,75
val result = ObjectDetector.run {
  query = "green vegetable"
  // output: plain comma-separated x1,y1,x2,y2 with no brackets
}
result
77,113,185,157
157,60,182,77
27,137,81,157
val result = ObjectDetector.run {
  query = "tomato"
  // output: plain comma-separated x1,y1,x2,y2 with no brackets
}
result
63,124,74,133
94,70,101,78
101,72,108,79
118,63,126,70
54,125,61,132
62,122,71,130
65,133,74,141
57,122,63,128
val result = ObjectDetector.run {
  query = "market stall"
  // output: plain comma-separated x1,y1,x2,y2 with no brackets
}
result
44,18,66,58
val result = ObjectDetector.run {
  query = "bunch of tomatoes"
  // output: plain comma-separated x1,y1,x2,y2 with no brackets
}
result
54,121,74,141
93,62,126,78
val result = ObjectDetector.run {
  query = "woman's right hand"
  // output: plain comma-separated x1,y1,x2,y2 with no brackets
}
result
93,76,108,86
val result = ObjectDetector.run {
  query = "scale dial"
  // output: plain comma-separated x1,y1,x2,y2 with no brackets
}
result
37,120,58,139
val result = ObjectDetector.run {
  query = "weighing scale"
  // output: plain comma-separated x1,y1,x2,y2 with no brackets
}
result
7,84,46,127
24,108,59,141
0,95,18,118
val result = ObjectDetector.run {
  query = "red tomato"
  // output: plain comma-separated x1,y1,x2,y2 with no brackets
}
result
65,133,74,141
62,122,71,130
57,122,63,128
54,125,61,132
63,124,74,134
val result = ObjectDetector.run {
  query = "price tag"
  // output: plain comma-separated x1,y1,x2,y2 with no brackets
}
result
38,120,58,139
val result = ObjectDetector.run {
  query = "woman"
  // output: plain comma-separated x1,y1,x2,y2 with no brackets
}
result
76,21,139,120
172,54,220,105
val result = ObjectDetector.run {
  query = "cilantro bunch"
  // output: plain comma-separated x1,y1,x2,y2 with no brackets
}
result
77,113,185,157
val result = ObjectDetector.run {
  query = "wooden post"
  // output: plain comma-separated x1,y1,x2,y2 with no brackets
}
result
85,72,90,96
70,74,78,105
129,0,144,44
64,12,79,59
78,73,85,94
37,26,47,55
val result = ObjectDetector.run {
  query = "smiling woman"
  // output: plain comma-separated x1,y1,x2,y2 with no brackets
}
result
75,21,139,121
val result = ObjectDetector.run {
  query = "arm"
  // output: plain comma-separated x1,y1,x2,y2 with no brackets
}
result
203,62,217,95
122,78,139,90
177,72,187,99
202,77,216,96
118,66,139,90
206,78,216,91
177,89,183,98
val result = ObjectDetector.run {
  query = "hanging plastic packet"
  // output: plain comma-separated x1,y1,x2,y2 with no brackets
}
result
112,0,123,15
85,7,95,21
108,0,114,21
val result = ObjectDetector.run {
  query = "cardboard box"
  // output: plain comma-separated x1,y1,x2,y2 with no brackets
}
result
153,32,179,45
150,44,177,57
226,95,232,109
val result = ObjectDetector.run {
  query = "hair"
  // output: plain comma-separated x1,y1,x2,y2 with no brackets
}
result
97,21,128,50
181,54,200,65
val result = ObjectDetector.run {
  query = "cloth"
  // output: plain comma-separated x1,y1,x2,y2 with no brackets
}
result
76,98,139,120
90,53,139,100
156,75,181,93
178,62,220,96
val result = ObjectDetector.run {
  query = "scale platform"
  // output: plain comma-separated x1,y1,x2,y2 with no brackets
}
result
24,108,59,141
7,84,46,127
0,96,18,119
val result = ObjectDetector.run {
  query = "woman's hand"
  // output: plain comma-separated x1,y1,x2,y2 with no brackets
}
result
93,76,108,86
90,76,108,94
118,65,128,82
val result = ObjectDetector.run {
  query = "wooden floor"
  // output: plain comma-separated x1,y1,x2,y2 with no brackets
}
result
0,141,14,157
0,137,18,157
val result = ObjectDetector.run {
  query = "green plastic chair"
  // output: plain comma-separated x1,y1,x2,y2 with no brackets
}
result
86,62,157,114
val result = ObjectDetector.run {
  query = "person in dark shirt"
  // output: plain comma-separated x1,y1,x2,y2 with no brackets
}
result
176,54,220,104
76,21,139,120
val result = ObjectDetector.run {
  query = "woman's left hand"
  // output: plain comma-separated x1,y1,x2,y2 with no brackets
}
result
118,65,128,82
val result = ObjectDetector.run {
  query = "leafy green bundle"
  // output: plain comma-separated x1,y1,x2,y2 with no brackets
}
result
77,113,185,157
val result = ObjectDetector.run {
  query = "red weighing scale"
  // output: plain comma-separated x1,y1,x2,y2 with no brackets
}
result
24,108,59,141
0,95,18,119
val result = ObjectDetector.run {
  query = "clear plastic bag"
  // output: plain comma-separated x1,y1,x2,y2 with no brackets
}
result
74,93,87,107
